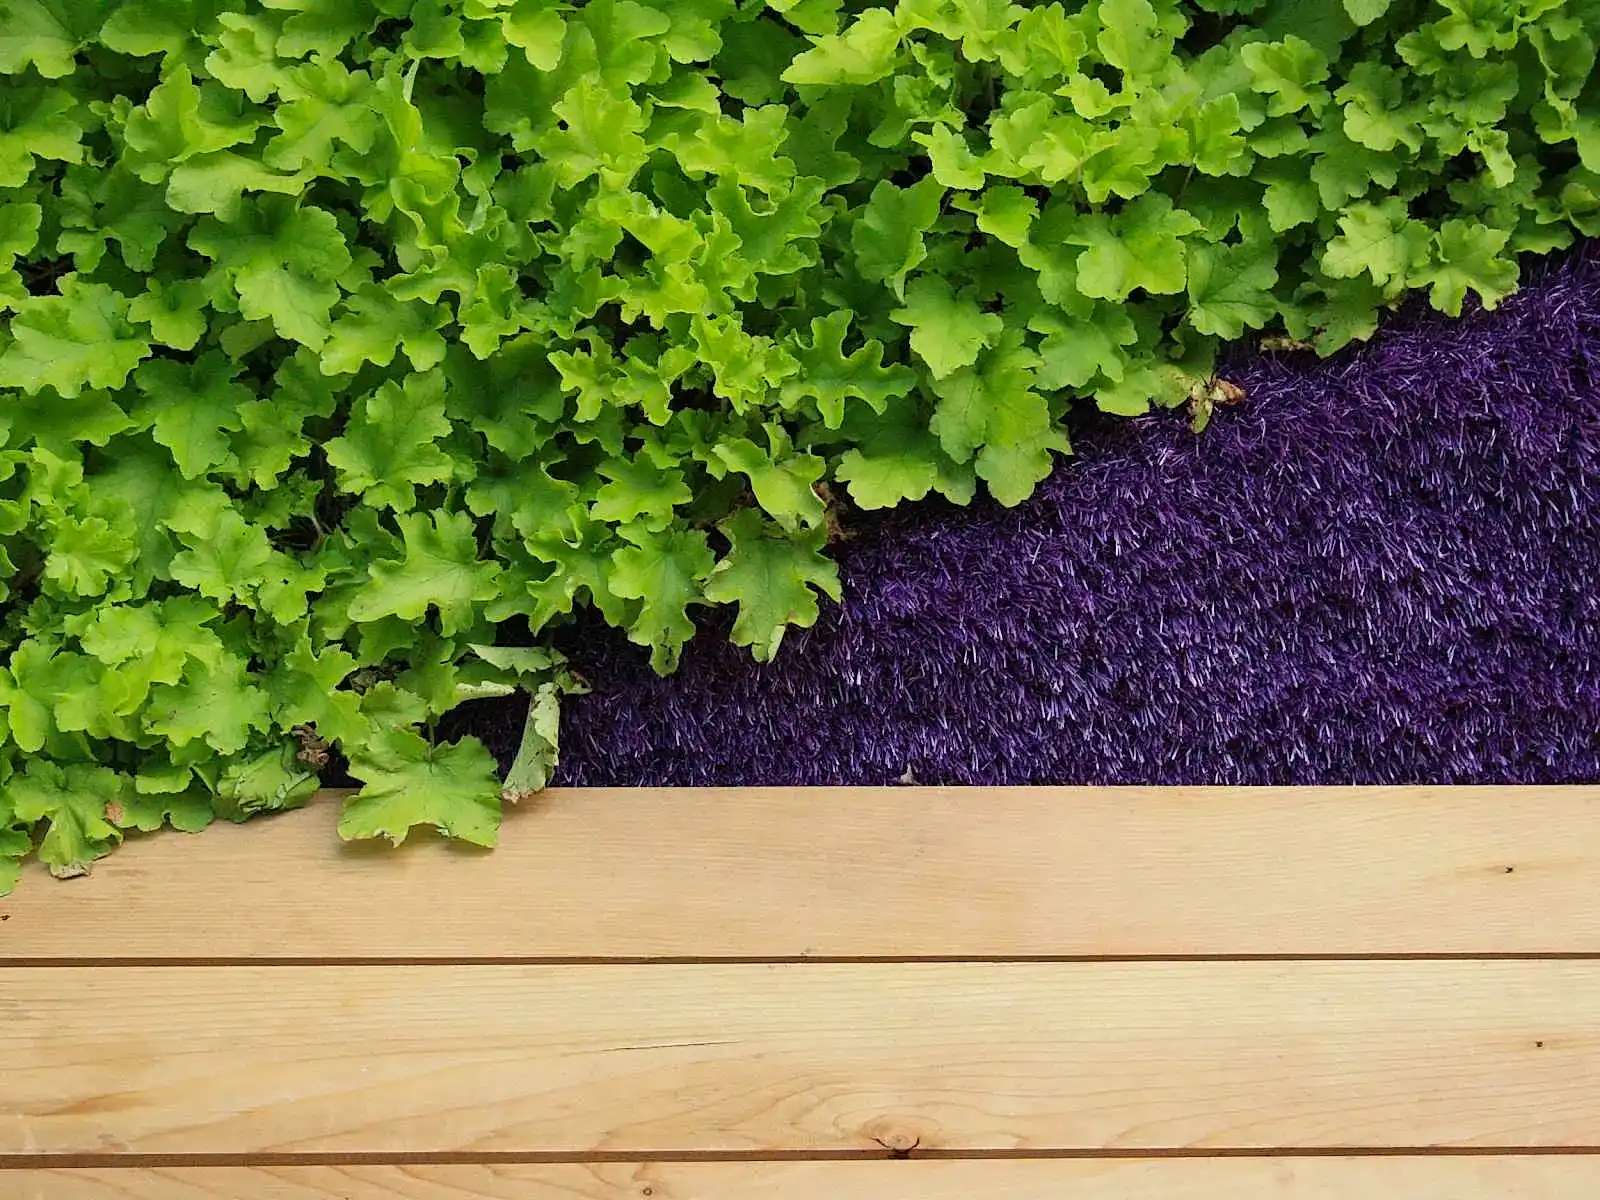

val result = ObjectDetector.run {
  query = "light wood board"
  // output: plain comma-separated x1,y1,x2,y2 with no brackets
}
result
14,1159,1600,1199
6,961,1598,1155
4,786,1597,959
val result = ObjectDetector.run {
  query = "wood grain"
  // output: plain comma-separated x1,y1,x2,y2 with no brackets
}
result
14,1159,1600,1199
6,961,1600,1156
5,787,1598,960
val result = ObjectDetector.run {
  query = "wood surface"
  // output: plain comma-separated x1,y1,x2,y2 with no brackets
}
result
3,786,1596,959
5,961,1599,1155
20,1159,1600,1199
4,786,1596,1198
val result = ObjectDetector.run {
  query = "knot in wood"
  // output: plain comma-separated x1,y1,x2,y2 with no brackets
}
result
864,1119,933,1157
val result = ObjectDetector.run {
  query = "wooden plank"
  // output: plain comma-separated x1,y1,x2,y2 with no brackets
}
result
5,787,1598,960
6,962,1600,1155
15,1159,1600,1199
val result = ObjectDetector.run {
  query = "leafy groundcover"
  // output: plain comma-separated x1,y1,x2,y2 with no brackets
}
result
2,0,1599,889
512,240,1599,786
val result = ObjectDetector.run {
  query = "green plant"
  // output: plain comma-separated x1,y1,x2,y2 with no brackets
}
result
1,0,1596,890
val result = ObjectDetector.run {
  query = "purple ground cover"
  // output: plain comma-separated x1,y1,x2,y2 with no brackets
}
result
464,244,1600,785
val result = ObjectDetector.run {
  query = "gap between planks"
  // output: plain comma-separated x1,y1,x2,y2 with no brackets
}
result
14,1147,1600,1166
7,961,1600,1156
12,953,1600,968
12,1157,1600,1199
4,786,1598,960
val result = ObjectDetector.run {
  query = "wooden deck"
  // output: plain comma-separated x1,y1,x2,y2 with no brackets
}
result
3,785,1599,1197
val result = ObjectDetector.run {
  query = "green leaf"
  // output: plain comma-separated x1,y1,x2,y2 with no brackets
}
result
0,84,85,187
117,788,216,835
266,58,382,171
1414,219,1519,317
706,175,827,277
0,279,150,398
4,387,130,451
850,176,945,295
1187,93,1250,176
669,105,797,195
210,742,319,822
467,642,567,679
507,503,633,632
1240,35,1331,117
703,508,840,661
915,124,987,190
0,640,79,753
348,510,503,637
1262,174,1320,232
1336,63,1422,154
987,97,1095,185
783,8,901,86
272,0,375,58
0,810,28,895
88,440,229,590
167,151,309,221
121,67,262,182
996,3,1087,79
1430,0,1527,58
340,728,503,847
264,631,368,748
973,186,1036,248
779,311,917,428
321,285,448,375
1321,197,1429,288
0,198,39,308
1030,306,1138,390
890,275,1005,379
1342,0,1392,24
76,597,228,688
930,331,1071,506
477,644,590,797
711,432,828,531
169,510,285,609
130,280,211,351
145,658,273,755
205,13,287,103
1097,0,1175,82
43,514,136,598
590,456,694,532
230,382,331,489
538,78,649,188
324,372,458,510
1070,193,1203,300
502,2,567,70
1186,239,1281,339
832,396,977,510
1283,274,1386,354
1094,357,1202,416
691,314,800,409
99,0,220,57
189,198,352,349
608,525,716,673
499,679,564,798
0,0,107,78
131,352,254,480
5,760,124,878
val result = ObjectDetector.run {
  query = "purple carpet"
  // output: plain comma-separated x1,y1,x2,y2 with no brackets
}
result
466,244,1600,785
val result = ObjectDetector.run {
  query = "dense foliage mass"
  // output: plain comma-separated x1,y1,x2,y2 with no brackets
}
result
1,0,1597,889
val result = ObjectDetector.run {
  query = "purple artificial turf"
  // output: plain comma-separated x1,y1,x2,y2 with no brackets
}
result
462,243,1600,785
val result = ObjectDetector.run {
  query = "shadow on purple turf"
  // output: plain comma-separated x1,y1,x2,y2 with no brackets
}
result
449,243,1600,786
